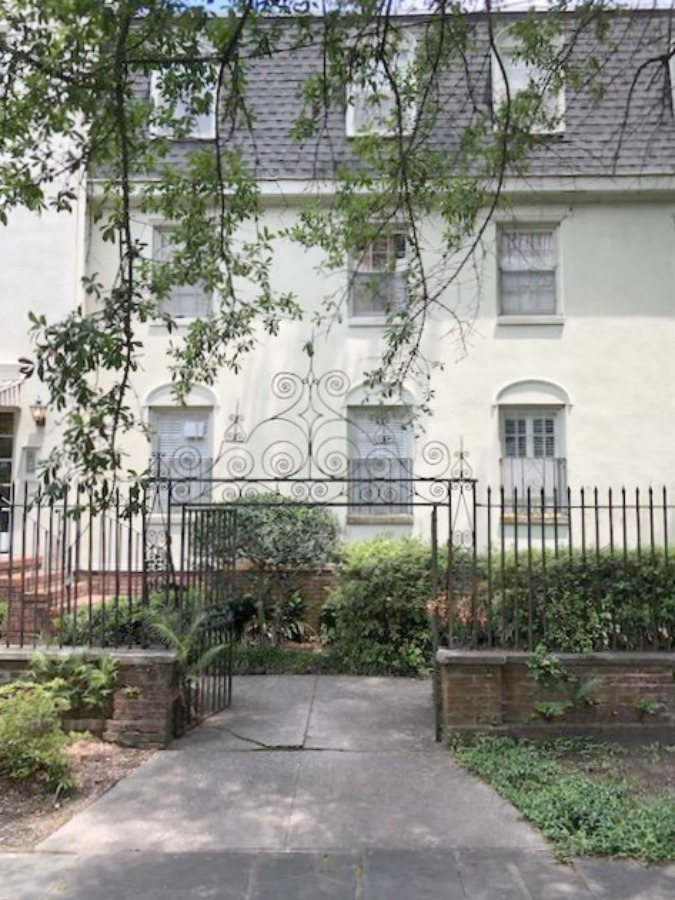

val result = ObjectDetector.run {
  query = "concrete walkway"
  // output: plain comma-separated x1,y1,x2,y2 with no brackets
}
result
2,675,675,898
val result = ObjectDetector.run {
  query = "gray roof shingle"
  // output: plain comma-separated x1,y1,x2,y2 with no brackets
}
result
148,12,675,181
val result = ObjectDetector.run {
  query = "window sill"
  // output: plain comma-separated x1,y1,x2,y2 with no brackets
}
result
501,511,569,526
348,316,387,328
148,320,200,335
497,315,564,327
346,514,414,525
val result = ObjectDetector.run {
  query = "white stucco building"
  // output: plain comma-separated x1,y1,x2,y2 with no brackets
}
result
4,10,675,549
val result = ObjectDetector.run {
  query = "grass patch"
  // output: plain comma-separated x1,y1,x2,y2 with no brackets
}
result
454,737,675,861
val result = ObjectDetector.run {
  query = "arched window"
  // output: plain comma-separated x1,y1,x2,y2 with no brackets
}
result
495,379,570,504
145,385,216,503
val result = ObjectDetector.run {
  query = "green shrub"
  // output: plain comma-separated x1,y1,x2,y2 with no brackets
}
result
324,537,433,676
193,494,340,644
27,651,118,717
232,643,340,675
198,493,341,570
0,680,74,794
441,550,675,652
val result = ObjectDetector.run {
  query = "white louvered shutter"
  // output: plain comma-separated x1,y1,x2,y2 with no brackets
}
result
151,408,212,477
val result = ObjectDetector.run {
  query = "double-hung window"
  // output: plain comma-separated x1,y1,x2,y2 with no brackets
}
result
348,406,413,517
346,34,416,137
154,228,211,319
350,231,407,318
501,408,566,504
492,33,565,134
498,227,558,317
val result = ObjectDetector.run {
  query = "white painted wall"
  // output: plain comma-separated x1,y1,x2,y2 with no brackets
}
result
83,187,675,543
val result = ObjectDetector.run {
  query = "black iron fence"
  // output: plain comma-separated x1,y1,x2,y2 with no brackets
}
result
2,480,675,657
440,483,675,652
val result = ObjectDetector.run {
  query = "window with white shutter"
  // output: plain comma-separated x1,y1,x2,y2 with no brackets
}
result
154,228,211,319
348,406,413,516
498,227,558,316
150,408,213,504
346,35,416,137
350,231,407,318
492,33,565,133
500,408,566,503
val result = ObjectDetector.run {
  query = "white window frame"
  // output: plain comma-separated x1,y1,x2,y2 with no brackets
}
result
153,227,212,320
492,31,565,135
347,405,414,519
349,229,408,320
500,406,566,504
346,33,416,138
497,224,562,322
149,406,213,507
150,69,216,141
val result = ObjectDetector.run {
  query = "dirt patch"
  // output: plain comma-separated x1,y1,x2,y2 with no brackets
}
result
0,739,154,851
559,742,675,796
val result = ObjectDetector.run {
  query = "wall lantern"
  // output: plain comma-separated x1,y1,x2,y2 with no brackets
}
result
29,398,47,428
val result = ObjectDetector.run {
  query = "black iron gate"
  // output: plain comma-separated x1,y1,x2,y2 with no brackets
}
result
144,487,237,736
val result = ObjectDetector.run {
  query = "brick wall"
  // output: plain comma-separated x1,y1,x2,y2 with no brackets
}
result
4,594,53,645
103,651,176,749
233,567,339,631
438,649,675,740
0,647,176,750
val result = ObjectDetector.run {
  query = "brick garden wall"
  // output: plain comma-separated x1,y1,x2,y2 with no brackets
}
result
0,648,176,750
438,649,675,741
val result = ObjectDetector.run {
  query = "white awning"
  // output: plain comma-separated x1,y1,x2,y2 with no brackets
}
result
0,378,23,408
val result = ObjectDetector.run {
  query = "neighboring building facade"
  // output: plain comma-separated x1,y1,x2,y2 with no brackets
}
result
0,197,84,550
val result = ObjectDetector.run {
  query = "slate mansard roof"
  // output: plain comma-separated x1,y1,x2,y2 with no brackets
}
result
152,11,675,182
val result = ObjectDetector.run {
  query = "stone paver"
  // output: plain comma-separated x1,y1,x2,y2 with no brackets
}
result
0,853,77,900
575,858,675,900
1,675,674,898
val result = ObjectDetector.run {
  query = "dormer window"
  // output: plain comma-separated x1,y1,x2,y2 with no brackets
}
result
150,69,216,140
346,33,416,137
492,30,565,134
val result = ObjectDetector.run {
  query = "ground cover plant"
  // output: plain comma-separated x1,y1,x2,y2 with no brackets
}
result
454,737,675,861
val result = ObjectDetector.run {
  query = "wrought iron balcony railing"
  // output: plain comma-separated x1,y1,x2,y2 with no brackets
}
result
500,456,567,506
348,457,413,516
